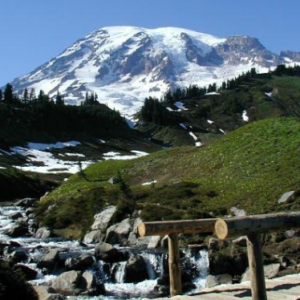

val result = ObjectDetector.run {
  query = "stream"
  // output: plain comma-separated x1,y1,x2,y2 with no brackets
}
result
0,204,209,299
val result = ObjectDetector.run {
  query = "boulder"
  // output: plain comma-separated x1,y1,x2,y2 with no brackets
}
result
242,263,280,282
6,222,28,237
8,249,28,263
9,212,23,220
105,218,132,244
147,236,161,249
34,286,65,300
14,198,38,207
132,218,143,234
83,230,104,244
38,249,60,271
80,271,105,296
128,232,138,245
35,227,52,239
124,255,149,283
52,271,82,296
13,264,38,280
278,191,295,204
65,254,95,271
230,206,246,217
205,274,232,288
95,242,126,263
91,206,116,231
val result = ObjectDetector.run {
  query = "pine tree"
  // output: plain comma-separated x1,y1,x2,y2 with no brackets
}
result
4,83,13,104
0,89,2,101
55,91,64,106
23,88,29,104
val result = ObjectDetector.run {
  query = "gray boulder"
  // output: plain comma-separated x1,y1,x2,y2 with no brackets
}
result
147,236,161,249
8,249,28,263
52,271,82,296
205,274,232,288
34,286,65,300
278,191,295,204
38,248,60,271
35,227,52,239
91,206,116,231
83,230,104,244
105,218,132,244
65,254,95,271
242,263,280,282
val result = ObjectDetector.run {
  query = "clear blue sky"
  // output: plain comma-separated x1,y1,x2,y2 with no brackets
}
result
1,0,300,86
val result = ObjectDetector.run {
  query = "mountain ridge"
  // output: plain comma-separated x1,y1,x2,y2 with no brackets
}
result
10,26,300,116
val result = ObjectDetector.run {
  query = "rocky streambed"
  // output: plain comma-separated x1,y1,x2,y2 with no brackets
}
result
0,199,209,300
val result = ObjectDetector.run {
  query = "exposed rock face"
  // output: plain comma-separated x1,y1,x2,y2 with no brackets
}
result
278,191,295,204
14,198,38,207
95,242,127,263
10,26,299,116
83,230,104,244
205,274,232,288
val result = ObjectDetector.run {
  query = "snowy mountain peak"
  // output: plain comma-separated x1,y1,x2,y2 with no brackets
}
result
10,26,300,116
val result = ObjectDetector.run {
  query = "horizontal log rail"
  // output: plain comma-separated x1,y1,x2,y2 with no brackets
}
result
138,218,217,237
215,211,300,240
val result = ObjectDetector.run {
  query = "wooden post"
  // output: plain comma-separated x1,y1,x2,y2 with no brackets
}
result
168,233,182,297
247,233,267,300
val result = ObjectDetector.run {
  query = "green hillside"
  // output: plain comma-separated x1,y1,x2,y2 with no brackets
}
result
37,117,300,238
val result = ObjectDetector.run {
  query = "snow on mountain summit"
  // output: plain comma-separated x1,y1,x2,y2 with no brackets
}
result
11,26,300,116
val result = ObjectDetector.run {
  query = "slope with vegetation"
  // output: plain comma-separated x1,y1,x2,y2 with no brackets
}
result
36,117,300,238
137,65,300,146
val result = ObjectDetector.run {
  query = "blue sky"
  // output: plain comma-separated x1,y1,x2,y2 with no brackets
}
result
1,0,300,85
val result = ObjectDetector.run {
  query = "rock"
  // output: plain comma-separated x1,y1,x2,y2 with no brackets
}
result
25,207,35,217
230,206,246,217
83,230,104,244
65,254,95,271
35,227,52,239
242,263,280,282
124,255,149,283
128,232,138,245
137,236,152,247
80,271,105,295
34,286,65,300
132,218,143,234
205,274,232,288
105,218,132,244
8,249,28,263
95,242,126,263
9,212,23,220
13,264,38,280
52,271,82,296
284,230,296,238
91,206,116,231
9,240,21,248
14,197,38,207
147,236,161,249
160,236,169,248
6,222,28,237
38,249,60,271
278,191,295,204
232,236,247,247
205,275,218,288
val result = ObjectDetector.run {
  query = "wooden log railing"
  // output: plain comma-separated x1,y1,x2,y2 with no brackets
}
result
138,212,300,300
138,218,217,297
215,212,300,300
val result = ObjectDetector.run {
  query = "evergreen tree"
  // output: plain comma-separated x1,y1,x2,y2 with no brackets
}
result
23,88,29,104
4,83,13,104
0,89,2,101
55,91,64,106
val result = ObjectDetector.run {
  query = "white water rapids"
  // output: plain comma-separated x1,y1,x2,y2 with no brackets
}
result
0,205,209,299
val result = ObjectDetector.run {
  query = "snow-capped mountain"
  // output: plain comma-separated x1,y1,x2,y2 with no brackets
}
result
11,26,300,116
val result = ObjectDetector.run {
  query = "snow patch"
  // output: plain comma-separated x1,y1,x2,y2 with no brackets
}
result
242,110,249,122
207,119,214,124
179,123,188,130
174,101,188,111
142,180,157,186
189,132,198,141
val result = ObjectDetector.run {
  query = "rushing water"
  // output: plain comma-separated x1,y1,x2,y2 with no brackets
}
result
0,205,209,299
